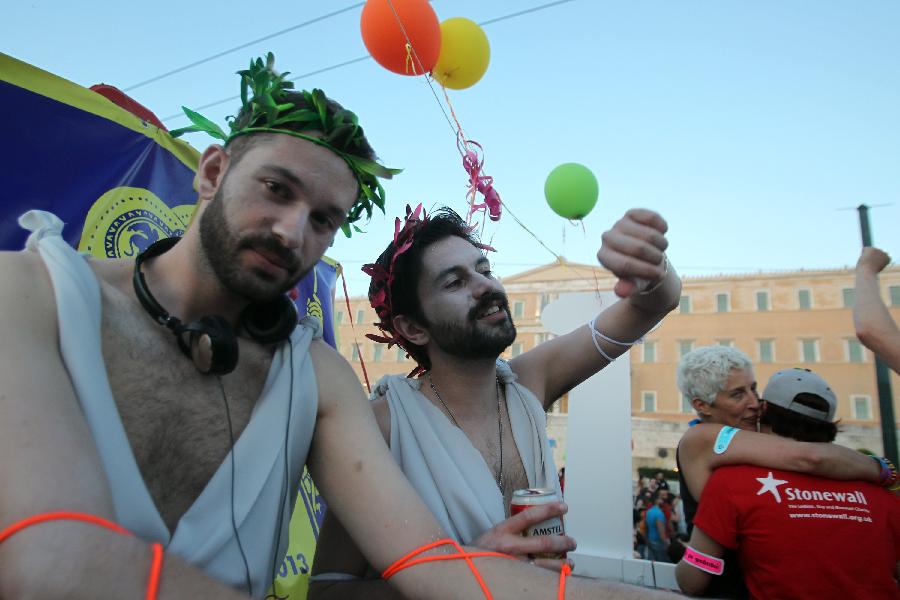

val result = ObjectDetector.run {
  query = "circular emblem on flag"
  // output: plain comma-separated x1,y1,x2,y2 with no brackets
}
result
78,187,194,258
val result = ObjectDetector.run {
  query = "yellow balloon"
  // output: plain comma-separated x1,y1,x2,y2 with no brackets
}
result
432,17,490,90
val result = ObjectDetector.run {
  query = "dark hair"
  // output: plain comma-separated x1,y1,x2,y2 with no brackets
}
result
225,90,377,166
368,207,481,370
760,394,838,443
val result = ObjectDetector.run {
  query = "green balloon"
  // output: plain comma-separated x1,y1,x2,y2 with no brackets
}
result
544,163,599,219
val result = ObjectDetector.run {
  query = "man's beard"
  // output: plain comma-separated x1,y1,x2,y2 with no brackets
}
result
425,292,517,360
198,186,307,302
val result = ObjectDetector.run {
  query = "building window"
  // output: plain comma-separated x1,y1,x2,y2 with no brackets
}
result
511,343,523,357
351,345,360,362
846,339,864,363
643,340,657,363
513,301,525,319
678,340,694,358
798,289,812,310
799,339,819,363
679,295,691,314
396,347,406,362
356,309,365,324
890,286,900,307
716,293,730,313
851,395,872,420
717,339,733,348
681,393,694,413
335,310,344,325
373,345,383,362
758,339,775,363
842,288,855,308
536,332,554,344
756,291,770,312
642,391,657,413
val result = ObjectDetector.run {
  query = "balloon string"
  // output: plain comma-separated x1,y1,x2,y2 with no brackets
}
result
384,0,500,226
499,198,560,261
441,84,470,157
383,0,563,261
404,43,417,75
385,0,431,77
439,86,501,227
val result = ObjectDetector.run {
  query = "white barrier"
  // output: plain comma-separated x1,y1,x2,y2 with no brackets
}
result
542,292,677,590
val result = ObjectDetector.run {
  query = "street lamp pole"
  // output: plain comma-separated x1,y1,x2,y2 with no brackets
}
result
856,204,898,465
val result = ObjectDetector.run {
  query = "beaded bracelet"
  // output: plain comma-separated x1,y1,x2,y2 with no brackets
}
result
872,456,899,488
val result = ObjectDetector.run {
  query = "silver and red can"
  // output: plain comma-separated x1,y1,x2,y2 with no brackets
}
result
510,488,565,558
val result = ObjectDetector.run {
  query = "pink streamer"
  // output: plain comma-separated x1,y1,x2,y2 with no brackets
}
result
461,141,502,223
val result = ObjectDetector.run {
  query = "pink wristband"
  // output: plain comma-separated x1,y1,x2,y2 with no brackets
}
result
683,546,724,575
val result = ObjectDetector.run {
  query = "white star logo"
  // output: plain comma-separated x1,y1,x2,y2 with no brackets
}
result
756,471,789,503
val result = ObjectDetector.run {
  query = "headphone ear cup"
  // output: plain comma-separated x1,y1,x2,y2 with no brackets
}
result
242,296,298,344
187,315,239,375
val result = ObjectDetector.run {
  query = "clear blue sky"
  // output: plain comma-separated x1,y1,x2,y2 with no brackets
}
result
4,0,899,296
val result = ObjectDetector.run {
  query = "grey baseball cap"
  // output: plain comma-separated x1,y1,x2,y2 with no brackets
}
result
762,368,837,421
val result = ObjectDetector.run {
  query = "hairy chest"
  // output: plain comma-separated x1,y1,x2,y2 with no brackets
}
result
99,287,273,531
459,402,530,514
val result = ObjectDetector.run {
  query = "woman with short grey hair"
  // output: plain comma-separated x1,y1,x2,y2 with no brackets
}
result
674,345,879,598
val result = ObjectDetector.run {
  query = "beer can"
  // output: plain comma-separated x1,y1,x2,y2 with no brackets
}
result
509,488,565,559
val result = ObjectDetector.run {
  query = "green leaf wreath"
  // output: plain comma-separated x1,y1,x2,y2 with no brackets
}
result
170,52,401,237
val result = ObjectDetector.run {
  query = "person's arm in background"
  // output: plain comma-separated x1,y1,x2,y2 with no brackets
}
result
679,424,880,501
675,528,724,597
854,247,900,373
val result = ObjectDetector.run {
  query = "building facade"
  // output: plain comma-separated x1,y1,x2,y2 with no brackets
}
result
334,259,900,471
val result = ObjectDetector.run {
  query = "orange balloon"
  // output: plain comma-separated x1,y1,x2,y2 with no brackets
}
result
360,0,441,76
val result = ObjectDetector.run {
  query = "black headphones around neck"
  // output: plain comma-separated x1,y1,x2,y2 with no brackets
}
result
133,237,298,375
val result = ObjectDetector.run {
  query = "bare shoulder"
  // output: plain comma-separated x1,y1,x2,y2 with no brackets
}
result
310,338,355,380
309,339,368,415
0,249,51,287
370,394,391,443
0,250,58,335
679,423,721,457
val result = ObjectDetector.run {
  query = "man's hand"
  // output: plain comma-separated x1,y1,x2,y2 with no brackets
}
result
857,247,891,275
472,502,576,572
598,209,669,298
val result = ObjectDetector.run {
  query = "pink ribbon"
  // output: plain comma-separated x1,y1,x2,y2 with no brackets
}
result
462,141,502,222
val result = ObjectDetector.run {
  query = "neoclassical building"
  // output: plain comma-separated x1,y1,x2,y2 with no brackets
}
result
334,259,900,471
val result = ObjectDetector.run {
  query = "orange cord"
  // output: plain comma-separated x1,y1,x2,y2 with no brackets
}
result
383,538,514,599
0,511,164,600
146,541,164,600
558,562,572,599
383,537,571,599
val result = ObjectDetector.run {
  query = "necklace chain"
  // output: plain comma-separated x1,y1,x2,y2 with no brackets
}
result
428,374,504,495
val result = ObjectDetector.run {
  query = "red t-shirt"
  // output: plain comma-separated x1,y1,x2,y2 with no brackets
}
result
695,465,900,600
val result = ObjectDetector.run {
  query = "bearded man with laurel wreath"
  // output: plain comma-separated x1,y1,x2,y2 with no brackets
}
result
310,204,684,598
0,54,683,600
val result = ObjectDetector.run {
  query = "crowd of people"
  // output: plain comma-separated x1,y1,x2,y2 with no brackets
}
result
1,53,898,600
632,473,688,563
